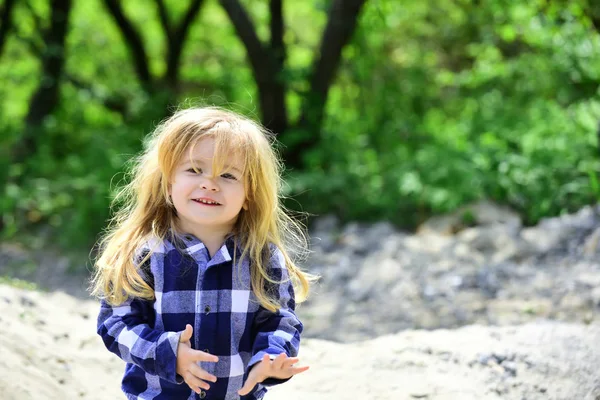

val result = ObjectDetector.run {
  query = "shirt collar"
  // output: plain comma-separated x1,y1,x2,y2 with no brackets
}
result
169,231,242,266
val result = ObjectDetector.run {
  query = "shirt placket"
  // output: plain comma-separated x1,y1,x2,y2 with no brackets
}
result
195,258,223,379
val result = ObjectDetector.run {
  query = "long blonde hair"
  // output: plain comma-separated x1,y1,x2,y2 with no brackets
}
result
90,106,316,312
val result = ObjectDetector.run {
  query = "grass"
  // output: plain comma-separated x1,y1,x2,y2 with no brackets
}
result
0,276,40,291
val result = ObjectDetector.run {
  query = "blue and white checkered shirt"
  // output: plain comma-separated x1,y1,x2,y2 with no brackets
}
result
97,234,303,400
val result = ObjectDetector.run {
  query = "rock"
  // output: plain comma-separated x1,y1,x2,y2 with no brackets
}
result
584,226,600,257
501,361,518,377
417,200,522,236
522,205,600,256
303,204,600,342
4,203,600,399
591,287,600,307
310,214,340,252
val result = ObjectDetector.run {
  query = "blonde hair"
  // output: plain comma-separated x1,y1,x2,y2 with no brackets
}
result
90,106,316,312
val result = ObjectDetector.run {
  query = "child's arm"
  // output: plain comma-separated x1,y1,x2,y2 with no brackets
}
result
98,295,217,391
239,248,308,394
97,296,184,383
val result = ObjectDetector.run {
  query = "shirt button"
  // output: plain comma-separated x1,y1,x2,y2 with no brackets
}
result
204,305,211,314
199,390,206,398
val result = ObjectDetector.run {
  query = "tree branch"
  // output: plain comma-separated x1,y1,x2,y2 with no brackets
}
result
102,0,152,88
165,0,205,85
14,0,73,165
288,0,366,167
219,0,288,135
305,0,366,117
178,0,204,40
25,0,72,126
155,0,173,40
9,31,129,116
65,73,129,116
218,0,272,81
270,0,285,66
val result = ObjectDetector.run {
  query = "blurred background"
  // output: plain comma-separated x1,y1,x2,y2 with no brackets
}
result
3,1,600,398
1,0,600,277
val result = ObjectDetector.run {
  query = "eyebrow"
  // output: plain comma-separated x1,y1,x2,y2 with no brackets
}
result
182,159,243,173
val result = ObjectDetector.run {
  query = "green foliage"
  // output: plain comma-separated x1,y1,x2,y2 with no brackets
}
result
1,0,600,257
287,0,600,228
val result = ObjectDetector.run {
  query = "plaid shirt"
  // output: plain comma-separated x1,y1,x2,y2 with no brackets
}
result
97,234,303,400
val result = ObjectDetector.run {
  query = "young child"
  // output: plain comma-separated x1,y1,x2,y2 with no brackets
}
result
90,107,316,399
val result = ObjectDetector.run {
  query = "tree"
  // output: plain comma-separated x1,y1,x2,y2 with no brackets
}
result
102,0,205,98
12,0,72,164
219,0,367,167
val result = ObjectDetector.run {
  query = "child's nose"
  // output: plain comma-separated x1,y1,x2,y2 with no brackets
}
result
200,176,219,191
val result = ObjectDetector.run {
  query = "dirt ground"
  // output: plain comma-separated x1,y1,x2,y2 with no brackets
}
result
1,284,599,400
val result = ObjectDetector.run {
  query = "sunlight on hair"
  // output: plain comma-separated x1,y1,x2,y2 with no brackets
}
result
90,106,318,312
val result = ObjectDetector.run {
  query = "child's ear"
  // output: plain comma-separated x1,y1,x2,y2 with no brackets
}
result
242,201,249,210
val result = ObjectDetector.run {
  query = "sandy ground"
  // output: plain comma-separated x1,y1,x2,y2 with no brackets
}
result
1,284,600,400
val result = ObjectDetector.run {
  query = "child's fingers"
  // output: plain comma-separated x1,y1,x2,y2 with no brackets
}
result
238,376,257,396
188,363,217,383
179,324,193,343
271,353,287,369
192,349,219,363
269,363,309,380
271,355,309,379
184,375,210,393
290,365,310,375
281,357,300,368
271,364,309,379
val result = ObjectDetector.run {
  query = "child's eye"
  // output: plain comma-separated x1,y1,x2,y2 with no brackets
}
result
186,168,202,174
221,173,237,180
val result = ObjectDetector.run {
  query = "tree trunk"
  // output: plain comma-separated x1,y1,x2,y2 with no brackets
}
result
159,0,206,88
13,0,72,164
264,0,287,136
103,0,152,90
287,0,366,167
219,0,288,136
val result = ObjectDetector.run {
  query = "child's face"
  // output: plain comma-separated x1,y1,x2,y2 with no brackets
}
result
170,136,247,235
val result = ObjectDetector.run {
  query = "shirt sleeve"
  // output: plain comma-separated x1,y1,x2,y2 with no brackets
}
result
247,247,304,387
96,257,182,384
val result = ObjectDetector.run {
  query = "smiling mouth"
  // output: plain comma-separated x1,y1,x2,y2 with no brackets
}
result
192,198,221,205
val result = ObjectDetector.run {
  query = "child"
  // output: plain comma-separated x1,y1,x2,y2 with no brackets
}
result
90,106,316,399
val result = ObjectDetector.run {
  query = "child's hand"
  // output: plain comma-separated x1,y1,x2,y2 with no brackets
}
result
176,324,219,394
238,353,309,396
